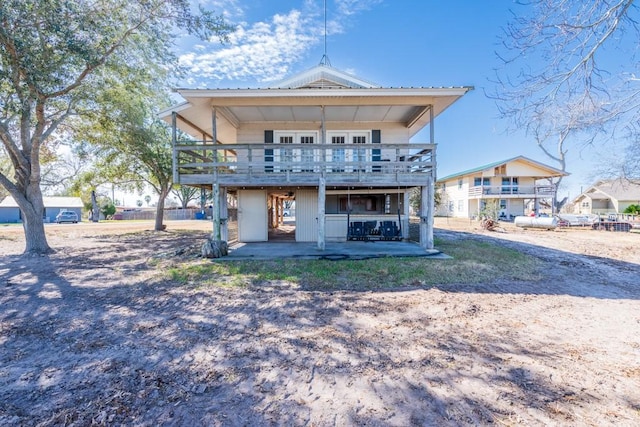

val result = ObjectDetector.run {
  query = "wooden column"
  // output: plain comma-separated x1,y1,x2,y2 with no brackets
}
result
211,107,221,240
317,177,326,250
172,112,178,184
318,106,327,250
403,190,410,239
427,176,435,249
429,105,434,144
420,177,435,250
220,187,228,241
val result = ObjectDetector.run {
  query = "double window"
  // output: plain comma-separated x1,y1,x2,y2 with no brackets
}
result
328,132,370,172
274,132,318,172
273,131,370,172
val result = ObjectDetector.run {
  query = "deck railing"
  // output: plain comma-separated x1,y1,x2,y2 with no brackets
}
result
467,185,556,197
173,142,436,186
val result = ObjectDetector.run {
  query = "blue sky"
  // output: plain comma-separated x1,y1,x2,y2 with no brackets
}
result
174,0,610,200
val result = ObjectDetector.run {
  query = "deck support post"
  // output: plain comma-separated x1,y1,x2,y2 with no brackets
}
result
211,107,222,241
317,176,326,250
420,177,434,250
172,112,178,184
212,183,221,240
220,187,228,241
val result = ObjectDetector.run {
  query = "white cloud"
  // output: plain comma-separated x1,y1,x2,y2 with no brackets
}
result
335,0,383,16
177,1,381,86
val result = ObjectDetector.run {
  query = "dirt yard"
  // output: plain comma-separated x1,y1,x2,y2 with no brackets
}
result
0,218,639,426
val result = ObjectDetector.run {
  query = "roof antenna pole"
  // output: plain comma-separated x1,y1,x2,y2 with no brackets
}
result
319,0,331,66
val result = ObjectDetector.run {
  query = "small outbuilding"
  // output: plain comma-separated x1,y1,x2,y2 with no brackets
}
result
0,196,84,223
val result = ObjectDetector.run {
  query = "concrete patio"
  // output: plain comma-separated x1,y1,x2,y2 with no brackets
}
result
224,241,448,261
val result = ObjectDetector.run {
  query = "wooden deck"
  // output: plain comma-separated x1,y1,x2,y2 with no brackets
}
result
173,142,436,187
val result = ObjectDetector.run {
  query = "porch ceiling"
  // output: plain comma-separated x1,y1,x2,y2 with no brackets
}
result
161,87,472,141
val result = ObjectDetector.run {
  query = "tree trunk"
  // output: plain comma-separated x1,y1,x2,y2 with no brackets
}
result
18,185,53,254
154,187,170,231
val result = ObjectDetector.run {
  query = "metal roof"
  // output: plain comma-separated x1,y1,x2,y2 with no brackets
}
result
574,179,640,203
0,196,84,208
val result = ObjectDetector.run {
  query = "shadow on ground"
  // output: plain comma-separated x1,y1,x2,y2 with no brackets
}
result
0,229,638,425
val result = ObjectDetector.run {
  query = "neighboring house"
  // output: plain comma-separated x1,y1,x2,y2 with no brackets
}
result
0,196,84,223
436,156,567,219
572,180,640,215
161,64,472,250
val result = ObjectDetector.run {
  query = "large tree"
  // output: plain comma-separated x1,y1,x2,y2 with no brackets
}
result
79,86,175,231
172,185,201,209
493,0,639,205
0,0,232,254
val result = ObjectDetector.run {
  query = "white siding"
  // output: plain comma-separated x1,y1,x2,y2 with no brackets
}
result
439,178,470,218
506,160,554,177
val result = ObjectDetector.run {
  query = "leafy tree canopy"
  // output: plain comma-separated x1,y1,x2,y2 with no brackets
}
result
0,0,233,253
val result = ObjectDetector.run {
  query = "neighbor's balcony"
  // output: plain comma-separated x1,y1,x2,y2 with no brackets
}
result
173,142,436,187
467,185,556,198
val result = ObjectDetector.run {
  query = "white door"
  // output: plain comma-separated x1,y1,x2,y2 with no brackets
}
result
238,190,267,242
295,189,318,242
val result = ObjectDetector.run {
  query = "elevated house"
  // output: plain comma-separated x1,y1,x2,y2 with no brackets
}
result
572,180,640,215
161,64,472,250
436,156,567,219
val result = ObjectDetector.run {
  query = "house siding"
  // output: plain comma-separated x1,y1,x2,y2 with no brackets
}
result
0,207,21,223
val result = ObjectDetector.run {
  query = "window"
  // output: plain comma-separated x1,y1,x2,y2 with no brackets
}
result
457,200,464,212
499,199,507,209
352,134,367,171
474,177,490,186
300,135,315,172
331,135,345,172
326,131,370,172
494,165,507,175
278,135,293,172
581,201,590,208
274,132,318,172
448,201,454,213
501,177,519,194
339,195,379,213
458,179,463,190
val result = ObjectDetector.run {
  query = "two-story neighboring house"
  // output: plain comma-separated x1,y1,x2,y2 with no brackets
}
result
572,180,640,215
161,64,472,250
436,156,567,219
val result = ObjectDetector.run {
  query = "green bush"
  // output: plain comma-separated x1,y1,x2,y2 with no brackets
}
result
101,201,116,219
623,204,640,214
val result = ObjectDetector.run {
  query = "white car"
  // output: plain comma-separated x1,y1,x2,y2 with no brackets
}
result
55,211,79,223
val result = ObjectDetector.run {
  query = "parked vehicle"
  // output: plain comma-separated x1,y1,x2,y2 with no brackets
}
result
55,211,79,223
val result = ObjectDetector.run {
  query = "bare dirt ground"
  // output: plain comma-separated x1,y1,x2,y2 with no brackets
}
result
1,218,639,426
